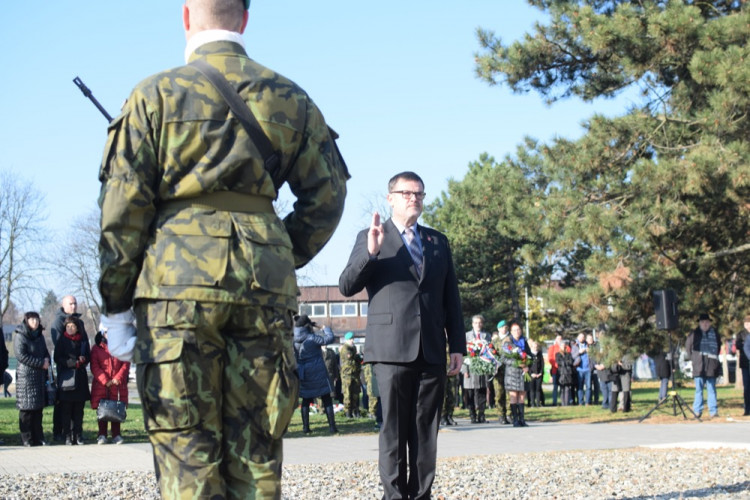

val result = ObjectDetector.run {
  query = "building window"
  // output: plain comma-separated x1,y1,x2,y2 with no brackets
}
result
329,302,358,317
299,303,326,317
360,302,368,317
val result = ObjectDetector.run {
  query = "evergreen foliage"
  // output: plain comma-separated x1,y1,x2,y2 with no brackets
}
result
431,1,749,357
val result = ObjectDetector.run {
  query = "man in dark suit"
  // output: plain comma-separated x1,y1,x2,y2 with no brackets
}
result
339,171,465,499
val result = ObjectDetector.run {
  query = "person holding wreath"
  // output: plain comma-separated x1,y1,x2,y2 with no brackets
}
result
90,329,130,444
502,321,532,427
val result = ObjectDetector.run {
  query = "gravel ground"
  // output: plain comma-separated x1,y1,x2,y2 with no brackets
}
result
0,448,747,499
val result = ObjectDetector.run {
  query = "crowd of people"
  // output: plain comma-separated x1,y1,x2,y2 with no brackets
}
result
5,300,747,447
8,295,130,447
300,314,639,433
442,317,642,428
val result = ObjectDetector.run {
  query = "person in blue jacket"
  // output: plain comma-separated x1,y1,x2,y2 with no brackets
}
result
293,315,338,434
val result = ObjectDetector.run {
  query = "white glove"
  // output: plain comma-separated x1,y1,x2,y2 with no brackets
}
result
100,310,137,362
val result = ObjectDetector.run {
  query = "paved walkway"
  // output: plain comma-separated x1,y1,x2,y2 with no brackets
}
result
1,419,748,475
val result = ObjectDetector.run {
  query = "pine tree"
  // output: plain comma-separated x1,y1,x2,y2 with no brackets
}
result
469,1,749,355
424,150,553,330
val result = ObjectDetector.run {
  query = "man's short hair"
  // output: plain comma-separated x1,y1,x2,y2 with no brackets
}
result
472,314,485,323
187,0,245,32
388,171,424,192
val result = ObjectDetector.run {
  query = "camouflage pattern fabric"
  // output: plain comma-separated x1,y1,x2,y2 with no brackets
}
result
98,41,348,314
99,40,347,499
134,300,298,499
339,343,361,415
491,333,508,417
363,363,379,417
492,370,508,418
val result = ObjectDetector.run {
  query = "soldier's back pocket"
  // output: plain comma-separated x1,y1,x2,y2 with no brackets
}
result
152,215,232,287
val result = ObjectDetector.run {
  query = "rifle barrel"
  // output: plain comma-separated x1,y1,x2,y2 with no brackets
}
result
73,76,113,122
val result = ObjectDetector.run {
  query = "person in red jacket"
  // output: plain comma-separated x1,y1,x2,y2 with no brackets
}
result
90,329,130,444
547,334,563,406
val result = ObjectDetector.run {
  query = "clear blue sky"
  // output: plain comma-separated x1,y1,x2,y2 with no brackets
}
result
0,1,632,305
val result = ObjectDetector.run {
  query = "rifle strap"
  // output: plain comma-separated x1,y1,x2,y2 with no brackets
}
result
190,59,282,190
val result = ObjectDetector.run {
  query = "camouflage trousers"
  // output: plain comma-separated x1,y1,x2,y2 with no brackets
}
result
365,368,379,417
134,300,299,500
492,376,508,417
341,376,360,415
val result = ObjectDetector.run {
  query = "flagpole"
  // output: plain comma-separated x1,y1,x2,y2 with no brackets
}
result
524,287,530,337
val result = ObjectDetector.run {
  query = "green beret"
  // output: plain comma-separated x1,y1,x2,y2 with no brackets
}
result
344,332,354,340
243,0,250,9
497,320,506,328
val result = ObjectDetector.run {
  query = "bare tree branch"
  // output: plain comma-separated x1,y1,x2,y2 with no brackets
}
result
0,170,48,316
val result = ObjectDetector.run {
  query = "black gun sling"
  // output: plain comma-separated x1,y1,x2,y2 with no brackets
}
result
190,59,284,190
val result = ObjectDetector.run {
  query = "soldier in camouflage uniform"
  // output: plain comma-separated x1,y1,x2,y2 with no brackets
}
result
97,1,348,498
492,321,511,424
339,333,361,418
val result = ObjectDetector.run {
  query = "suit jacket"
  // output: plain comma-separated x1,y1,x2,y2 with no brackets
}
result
339,218,465,365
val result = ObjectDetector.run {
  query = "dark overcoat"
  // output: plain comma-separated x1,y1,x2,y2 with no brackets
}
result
54,333,91,402
294,325,335,399
13,323,50,411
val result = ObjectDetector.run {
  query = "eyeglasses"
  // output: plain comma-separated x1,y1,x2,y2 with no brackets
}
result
390,190,426,200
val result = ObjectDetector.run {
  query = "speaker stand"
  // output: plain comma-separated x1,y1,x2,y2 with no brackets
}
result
639,332,701,423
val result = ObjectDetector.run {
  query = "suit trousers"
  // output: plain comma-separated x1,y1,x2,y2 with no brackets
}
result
374,360,445,500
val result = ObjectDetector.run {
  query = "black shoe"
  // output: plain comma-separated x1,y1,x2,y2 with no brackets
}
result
23,441,32,447
76,437,84,446
65,437,73,446
501,416,511,425
448,416,457,425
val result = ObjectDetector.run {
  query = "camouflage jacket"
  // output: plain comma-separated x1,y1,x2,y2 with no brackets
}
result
99,41,348,314
339,343,361,377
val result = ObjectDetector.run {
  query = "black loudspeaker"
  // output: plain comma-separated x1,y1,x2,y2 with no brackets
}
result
653,289,679,330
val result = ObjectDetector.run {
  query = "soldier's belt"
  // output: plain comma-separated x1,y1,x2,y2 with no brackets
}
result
160,192,274,214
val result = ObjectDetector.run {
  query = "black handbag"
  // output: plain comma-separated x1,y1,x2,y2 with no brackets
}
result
97,395,127,423
45,366,56,407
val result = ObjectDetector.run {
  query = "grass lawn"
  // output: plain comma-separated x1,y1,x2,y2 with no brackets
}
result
0,381,745,446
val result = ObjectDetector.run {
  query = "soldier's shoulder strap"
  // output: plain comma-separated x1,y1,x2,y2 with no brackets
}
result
190,59,283,190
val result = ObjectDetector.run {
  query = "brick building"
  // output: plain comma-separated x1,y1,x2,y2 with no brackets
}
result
298,286,368,339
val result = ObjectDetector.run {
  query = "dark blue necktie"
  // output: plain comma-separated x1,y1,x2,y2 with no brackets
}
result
404,227,423,277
